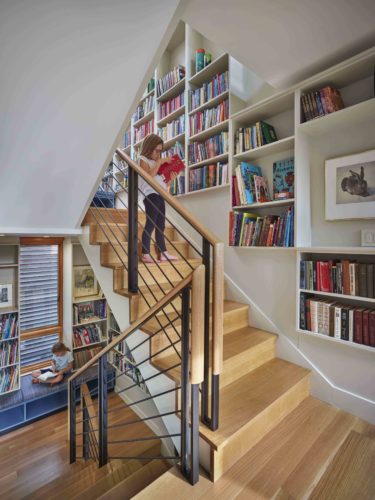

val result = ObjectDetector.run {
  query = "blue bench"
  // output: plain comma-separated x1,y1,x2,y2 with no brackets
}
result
0,366,115,435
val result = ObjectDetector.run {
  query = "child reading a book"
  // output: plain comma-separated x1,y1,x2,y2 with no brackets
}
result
139,134,179,264
31,341,73,385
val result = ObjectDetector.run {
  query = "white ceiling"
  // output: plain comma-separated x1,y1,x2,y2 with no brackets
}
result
181,0,375,88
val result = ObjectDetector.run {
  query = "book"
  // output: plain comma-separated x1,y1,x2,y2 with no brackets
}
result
254,175,271,203
38,370,58,382
273,158,295,199
158,154,185,183
301,86,344,122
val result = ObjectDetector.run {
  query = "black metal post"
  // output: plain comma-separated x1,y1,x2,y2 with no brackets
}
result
69,380,76,464
190,383,200,485
211,374,219,431
98,354,108,467
201,238,211,426
180,286,190,477
82,402,90,460
128,166,138,293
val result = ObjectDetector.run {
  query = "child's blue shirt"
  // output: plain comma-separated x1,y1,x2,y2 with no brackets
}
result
53,352,73,371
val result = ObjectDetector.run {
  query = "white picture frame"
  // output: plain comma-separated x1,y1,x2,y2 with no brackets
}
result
0,284,13,308
325,149,375,220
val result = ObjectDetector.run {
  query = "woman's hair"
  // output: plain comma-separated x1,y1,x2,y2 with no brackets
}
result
139,133,163,159
52,341,70,354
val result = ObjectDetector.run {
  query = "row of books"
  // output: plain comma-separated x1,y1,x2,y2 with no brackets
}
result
300,260,375,298
189,100,229,136
124,130,131,148
299,294,375,347
235,121,278,154
0,313,18,340
188,132,229,165
73,324,103,348
157,92,184,120
161,141,185,160
170,173,185,196
111,351,148,393
73,346,102,369
157,115,185,142
189,71,229,111
301,86,344,122
134,119,154,144
189,162,229,192
73,300,107,325
0,366,18,394
232,163,270,206
157,65,185,97
229,207,294,247
133,95,154,122
0,342,18,367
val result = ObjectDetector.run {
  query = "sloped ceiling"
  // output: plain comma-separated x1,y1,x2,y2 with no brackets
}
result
182,0,375,88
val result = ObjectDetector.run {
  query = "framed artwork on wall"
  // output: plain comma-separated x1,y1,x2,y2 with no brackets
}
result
0,284,13,308
73,266,98,298
325,149,375,220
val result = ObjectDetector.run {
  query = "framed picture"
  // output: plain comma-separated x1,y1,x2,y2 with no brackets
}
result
325,149,375,220
0,284,13,308
73,266,98,298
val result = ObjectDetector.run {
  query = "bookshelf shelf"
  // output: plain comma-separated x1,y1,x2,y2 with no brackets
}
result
0,337,18,343
299,289,375,304
188,152,229,169
231,89,294,125
138,88,154,105
157,78,185,102
73,341,104,351
179,183,230,197
298,247,375,255
297,98,375,137
231,246,296,251
233,136,295,162
73,316,107,328
189,90,229,115
0,362,19,370
0,264,18,268
189,119,230,142
157,106,185,127
133,110,154,129
73,294,105,304
189,52,228,86
0,307,18,315
233,198,295,210
298,329,375,353
162,132,185,150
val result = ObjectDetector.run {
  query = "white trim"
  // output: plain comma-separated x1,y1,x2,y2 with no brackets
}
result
0,227,82,236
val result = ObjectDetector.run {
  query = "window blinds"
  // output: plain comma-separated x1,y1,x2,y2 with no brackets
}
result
19,245,59,331
20,333,59,367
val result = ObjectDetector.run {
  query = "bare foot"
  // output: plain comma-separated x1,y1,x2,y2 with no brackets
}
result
32,378,40,384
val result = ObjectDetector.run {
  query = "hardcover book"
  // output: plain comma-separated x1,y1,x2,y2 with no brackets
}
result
159,154,185,183
273,158,295,199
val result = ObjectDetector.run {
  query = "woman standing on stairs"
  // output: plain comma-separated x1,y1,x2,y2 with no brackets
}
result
139,133,178,264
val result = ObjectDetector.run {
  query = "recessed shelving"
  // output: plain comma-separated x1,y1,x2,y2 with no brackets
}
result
298,329,375,353
189,90,229,115
133,110,154,129
233,136,295,162
188,153,229,170
157,78,185,102
73,316,107,328
233,198,295,210
299,289,375,304
162,132,185,150
189,119,229,142
189,53,228,86
157,106,185,127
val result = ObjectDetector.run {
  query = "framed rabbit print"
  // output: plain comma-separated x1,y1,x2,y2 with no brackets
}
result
325,149,375,220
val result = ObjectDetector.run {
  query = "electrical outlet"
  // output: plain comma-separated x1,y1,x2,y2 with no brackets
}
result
361,229,375,247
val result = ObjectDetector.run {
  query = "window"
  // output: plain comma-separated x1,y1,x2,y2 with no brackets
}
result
19,238,63,372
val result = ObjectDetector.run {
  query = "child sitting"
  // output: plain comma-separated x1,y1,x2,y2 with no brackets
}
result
31,341,73,385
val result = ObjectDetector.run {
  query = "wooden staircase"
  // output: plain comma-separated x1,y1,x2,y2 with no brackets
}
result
83,208,310,484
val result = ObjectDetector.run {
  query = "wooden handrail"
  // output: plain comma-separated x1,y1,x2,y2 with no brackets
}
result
213,243,224,375
115,149,221,247
191,265,205,385
69,271,194,382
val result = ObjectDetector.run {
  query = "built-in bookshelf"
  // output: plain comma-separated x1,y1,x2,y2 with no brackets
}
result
0,243,20,395
297,249,375,352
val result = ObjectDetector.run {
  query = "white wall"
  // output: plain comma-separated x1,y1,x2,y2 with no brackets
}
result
0,0,181,234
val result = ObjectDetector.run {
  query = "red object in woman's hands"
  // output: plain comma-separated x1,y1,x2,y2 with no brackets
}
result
158,155,185,182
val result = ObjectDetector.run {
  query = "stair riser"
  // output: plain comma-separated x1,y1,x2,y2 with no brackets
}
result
84,208,146,225
131,295,182,322
101,242,189,264
90,224,175,244
223,307,248,334
210,375,310,482
115,264,195,288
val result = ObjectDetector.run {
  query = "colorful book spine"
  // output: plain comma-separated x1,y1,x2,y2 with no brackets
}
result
235,121,278,153
189,100,229,136
133,95,155,122
157,115,185,141
188,132,229,165
301,86,344,122
189,162,229,192
133,119,154,144
158,92,184,120
189,71,229,111
157,65,186,96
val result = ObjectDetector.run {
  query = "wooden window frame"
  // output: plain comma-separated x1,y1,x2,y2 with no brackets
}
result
20,237,64,374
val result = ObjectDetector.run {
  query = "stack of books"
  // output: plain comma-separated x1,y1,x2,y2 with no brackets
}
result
134,119,154,144
189,100,229,136
0,313,18,340
0,341,18,367
235,121,278,153
157,65,185,96
157,115,185,141
188,132,229,165
189,162,228,192
158,92,184,120
229,206,294,247
273,158,295,200
161,141,184,160
133,95,154,122
232,162,271,206
124,130,131,148
301,86,344,122
189,71,229,111
73,324,102,348
169,173,185,196
300,260,374,298
299,294,375,347
73,346,102,369
0,366,18,393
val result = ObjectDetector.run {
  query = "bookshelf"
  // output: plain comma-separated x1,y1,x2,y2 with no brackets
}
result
0,243,20,395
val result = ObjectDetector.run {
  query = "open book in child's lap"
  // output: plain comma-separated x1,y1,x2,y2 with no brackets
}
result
38,370,58,382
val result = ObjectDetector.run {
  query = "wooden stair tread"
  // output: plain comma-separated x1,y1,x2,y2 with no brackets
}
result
199,358,310,450
104,257,201,270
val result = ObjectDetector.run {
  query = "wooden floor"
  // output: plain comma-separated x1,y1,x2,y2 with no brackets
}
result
0,392,170,499
135,397,375,500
